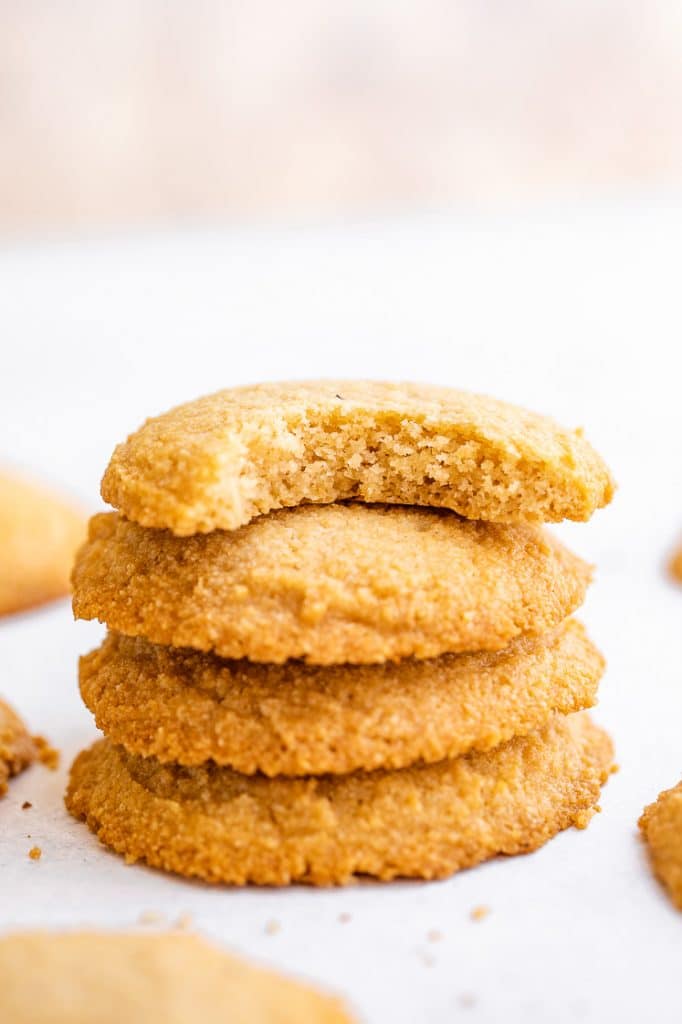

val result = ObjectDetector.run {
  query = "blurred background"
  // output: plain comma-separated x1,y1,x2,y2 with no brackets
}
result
2,0,682,527
2,0,682,530
2,1,682,234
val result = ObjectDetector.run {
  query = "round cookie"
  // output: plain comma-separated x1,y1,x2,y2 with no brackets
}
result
639,781,682,910
101,380,615,535
0,470,85,616
72,505,591,664
80,619,604,775
668,544,682,583
0,698,56,798
0,931,354,1024
65,713,614,886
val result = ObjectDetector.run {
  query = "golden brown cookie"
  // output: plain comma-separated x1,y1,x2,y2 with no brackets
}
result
639,781,682,910
0,470,85,616
72,505,591,664
101,380,614,534
0,931,354,1024
0,698,57,797
65,713,613,886
80,619,604,775
668,544,682,583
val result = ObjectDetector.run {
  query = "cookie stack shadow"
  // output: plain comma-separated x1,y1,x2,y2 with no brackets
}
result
66,381,616,886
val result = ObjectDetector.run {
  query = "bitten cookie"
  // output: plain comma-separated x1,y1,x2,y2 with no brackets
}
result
639,781,682,910
65,713,613,886
72,505,591,664
101,380,614,534
0,470,85,616
0,931,354,1024
80,619,604,775
0,698,56,797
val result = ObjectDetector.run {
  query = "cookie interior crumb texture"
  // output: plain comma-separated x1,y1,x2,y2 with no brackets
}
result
0,931,356,1024
64,713,613,886
100,380,615,534
639,781,682,910
0,470,85,616
78,619,604,774
72,505,592,664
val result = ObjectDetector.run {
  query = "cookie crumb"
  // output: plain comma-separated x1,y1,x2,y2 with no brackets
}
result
264,919,281,936
338,912,352,924
418,950,436,967
28,846,41,860
459,992,477,1009
470,905,489,922
138,910,165,925
22,801,32,810
427,929,443,943
173,912,193,931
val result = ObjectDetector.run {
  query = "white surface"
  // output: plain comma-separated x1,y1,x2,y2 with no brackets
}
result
1,202,682,1022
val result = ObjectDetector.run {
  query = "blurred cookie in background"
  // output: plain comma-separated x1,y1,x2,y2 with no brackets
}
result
668,542,682,583
0,930,356,1023
639,781,682,910
0,697,58,798
0,470,85,617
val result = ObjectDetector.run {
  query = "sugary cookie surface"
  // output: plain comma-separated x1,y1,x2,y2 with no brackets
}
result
72,505,592,664
65,713,614,886
80,619,604,774
101,381,614,534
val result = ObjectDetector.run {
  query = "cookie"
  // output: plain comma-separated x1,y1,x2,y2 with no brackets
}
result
668,544,682,583
0,470,85,616
0,931,354,1023
639,781,682,910
80,619,604,775
72,505,591,664
0,698,56,797
65,713,613,886
101,380,614,534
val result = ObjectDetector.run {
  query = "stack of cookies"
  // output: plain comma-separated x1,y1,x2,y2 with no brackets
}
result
66,381,615,886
